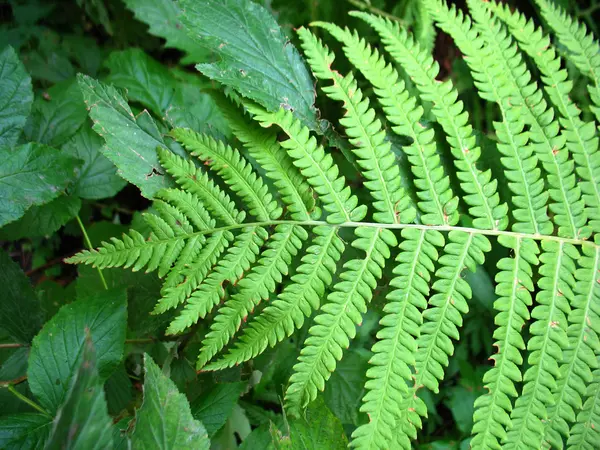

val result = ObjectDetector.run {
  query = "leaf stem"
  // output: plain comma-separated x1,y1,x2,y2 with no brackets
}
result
75,214,108,290
6,384,51,416
346,0,405,23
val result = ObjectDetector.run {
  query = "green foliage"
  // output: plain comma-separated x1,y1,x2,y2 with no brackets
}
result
2,0,600,449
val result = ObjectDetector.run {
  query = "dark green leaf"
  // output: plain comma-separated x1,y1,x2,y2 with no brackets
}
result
287,396,347,449
62,126,127,200
104,365,133,416
179,0,317,129
122,0,210,64
130,354,210,450
0,45,33,147
0,413,51,450
0,250,43,342
27,288,127,413
24,80,87,147
77,74,176,198
191,382,246,437
45,335,113,450
0,195,81,240
239,423,274,450
0,142,79,227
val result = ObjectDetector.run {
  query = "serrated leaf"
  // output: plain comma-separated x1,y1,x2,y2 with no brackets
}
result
45,335,113,450
0,143,80,227
179,0,317,129
27,288,127,413
0,413,51,450
62,126,127,199
0,195,81,240
24,79,87,147
77,74,176,198
191,382,246,438
122,0,211,65
0,45,33,146
0,249,43,342
286,396,348,449
130,354,210,450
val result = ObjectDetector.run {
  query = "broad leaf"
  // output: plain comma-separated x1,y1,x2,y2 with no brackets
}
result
0,45,33,146
0,249,43,342
24,79,87,147
130,354,210,450
179,0,317,129
0,143,80,227
62,126,126,199
287,396,347,449
0,413,51,450
45,335,113,450
27,288,127,413
0,195,81,240
77,74,176,198
191,382,246,438
122,0,210,65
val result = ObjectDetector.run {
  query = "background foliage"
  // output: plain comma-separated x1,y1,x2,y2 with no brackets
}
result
0,0,598,448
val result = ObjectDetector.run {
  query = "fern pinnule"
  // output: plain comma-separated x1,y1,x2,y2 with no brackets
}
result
207,226,345,370
171,128,282,221
314,21,458,227
196,224,307,368
567,368,600,449
297,26,414,225
248,105,367,223
284,227,396,417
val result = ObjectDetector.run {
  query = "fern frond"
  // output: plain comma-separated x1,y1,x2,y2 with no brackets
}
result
505,241,577,449
426,0,551,236
171,128,282,221
488,0,600,235
567,368,600,449
165,226,267,334
313,22,458,227
534,0,600,124
206,226,345,370
352,11,507,231
215,96,316,220
154,230,234,313
543,246,600,447
157,148,245,225
248,105,367,224
471,237,538,449
351,228,444,450
297,26,414,225
466,0,588,239
284,227,396,417
196,224,307,368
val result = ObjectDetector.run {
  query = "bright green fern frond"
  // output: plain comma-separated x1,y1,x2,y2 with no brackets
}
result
154,230,234,314
206,226,345,370
248,105,367,223
215,96,316,220
196,224,307,368
155,189,215,231
157,147,245,225
466,0,588,239
488,0,600,235
166,226,267,334
351,228,444,450
543,245,600,447
297,26,414,225
284,227,396,417
535,0,600,123
313,21,458,227
171,128,282,221
505,241,577,449
426,0,551,236
353,11,507,231
471,236,539,449
567,368,600,449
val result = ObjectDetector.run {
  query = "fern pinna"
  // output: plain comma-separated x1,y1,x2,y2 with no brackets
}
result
68,0,600,448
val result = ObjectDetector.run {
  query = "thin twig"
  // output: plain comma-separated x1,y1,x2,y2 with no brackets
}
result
0,343,26,349
75,214,108,290
346,0,405,23
5,384,51,416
